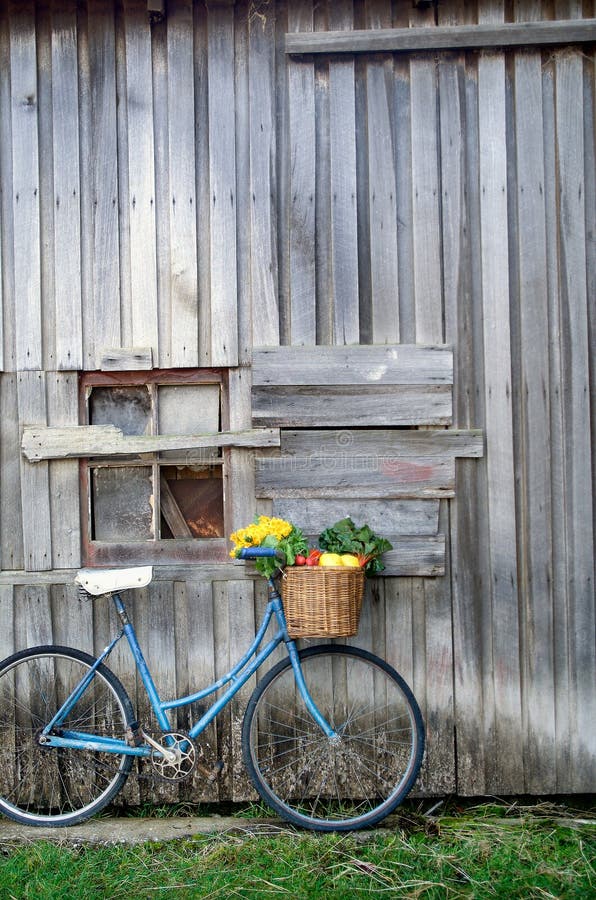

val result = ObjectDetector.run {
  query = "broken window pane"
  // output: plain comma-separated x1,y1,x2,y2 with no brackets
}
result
160,466,224,539
91,466,153,541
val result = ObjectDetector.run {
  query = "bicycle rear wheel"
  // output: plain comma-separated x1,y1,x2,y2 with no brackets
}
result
0,646,135,826
243,644,424,831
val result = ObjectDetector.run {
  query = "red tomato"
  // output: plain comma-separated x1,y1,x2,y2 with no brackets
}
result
294,555,307,566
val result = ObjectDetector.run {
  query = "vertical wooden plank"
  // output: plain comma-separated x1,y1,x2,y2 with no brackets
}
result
329,0,359,346
227,368,256,535
478,2,523,793
17,371,52,571
194,1,211,365
365,2,399,344
212,578,231,799
313,3,331,346
51,0,83,370
234,1,251,364
36,3,55,373
143,580,178,802
208,3,238,365
410,71,442,340
0,586,14,660
391,1,415,344
408,5,454,796
10,0,42,371
97,585,138,807
76,0,92,371
287,1,316,345
0,374,24,570
151,12,170,367
122,0,158,355
248,3,279,347
46,372,81,569
51,582,93,655
554,49,595,791
0,3,12,372
168,0,199,367
227,579,257,801
513,34,557,794
439,13,488,794
15,585,52,649
184,578,219,801
541,46,571,795
84,0,121,368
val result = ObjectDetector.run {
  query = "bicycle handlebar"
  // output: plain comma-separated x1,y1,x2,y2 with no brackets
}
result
236,547,285,561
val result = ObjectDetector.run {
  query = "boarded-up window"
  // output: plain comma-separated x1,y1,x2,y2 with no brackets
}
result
81,371,227,565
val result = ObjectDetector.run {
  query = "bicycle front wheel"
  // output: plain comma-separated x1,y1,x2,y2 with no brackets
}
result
243,644,424,831
0,646,135,826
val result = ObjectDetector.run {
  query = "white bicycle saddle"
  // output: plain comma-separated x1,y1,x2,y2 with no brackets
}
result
75,566,153,596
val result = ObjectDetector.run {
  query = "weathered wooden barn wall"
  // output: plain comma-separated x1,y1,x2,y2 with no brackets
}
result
0,0,595,799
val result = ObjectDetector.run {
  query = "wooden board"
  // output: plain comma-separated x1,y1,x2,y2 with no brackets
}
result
207,3,238,365
10,1,42,370
253,344,453,385
329,0,359,345
553,47,595,792
46,372,81,569
22,424,280,461
284,19,596,55
256,454,455,499
17,371,52,571
272,498,440,536
100,348,154,371
84,0,121,369
252,384,452,427
478,2,523,793
365,26,399,344
0,374,24,570
248,5,279,347
51,0,83,370
287,2,316,345
513,36,556,795
123,0,159,355
167,0,199,367
280,428,483,458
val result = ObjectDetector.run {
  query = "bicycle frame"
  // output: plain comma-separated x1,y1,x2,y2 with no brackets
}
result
40,576,337,759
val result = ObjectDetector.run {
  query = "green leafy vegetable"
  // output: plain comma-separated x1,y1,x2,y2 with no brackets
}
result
318,517,393,576
257,528,308,578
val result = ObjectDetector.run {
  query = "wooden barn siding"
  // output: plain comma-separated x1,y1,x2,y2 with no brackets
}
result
0,0,594,797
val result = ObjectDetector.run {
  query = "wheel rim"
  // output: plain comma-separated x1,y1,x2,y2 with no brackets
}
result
0,652,131,824
246,649,423,828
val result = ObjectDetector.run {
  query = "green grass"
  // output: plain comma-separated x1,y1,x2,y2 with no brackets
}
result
0,805,594,899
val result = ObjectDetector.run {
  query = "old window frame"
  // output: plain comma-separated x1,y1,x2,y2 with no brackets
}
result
79,368,230,566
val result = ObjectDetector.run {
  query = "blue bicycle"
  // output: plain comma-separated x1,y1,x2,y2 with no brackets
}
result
0,549,424,831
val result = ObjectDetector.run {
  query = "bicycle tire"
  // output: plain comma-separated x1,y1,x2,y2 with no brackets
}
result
0,645,135,826
242,644,424,831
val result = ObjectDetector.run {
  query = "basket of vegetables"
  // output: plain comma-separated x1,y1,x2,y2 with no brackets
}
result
229,516,392,639
280,518,392,639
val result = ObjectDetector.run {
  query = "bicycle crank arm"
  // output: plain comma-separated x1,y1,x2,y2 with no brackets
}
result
141,730,178,763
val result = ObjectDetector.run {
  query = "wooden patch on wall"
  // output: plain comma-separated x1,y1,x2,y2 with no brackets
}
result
252,344,453,427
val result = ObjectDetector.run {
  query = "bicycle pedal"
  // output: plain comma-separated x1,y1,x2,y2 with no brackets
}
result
125,720,144,747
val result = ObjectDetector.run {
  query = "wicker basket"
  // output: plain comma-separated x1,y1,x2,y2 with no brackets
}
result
280,566,365,638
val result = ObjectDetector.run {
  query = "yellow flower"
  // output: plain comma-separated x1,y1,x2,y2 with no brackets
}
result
229,516,293,555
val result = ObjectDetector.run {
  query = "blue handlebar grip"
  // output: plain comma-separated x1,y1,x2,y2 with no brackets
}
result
237,547,281,559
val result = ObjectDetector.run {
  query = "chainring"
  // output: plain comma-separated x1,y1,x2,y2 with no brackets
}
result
149,732,197,782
